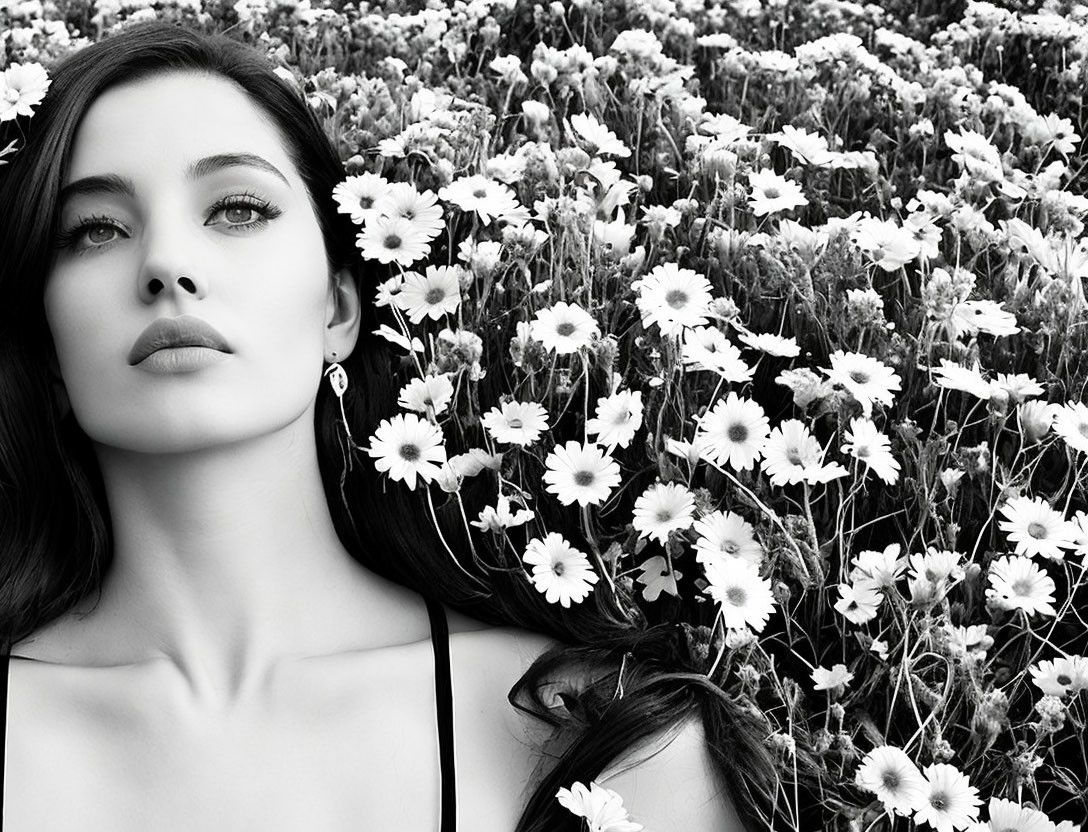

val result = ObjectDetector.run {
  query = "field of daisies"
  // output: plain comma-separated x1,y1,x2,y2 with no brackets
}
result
4,0,1088,829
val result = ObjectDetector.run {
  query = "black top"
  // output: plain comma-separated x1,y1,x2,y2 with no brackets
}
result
0,598,457,830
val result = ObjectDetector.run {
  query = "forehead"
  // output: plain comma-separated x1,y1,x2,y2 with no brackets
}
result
66,71,297,185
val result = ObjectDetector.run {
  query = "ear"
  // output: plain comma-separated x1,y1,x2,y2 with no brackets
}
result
324,266,363,361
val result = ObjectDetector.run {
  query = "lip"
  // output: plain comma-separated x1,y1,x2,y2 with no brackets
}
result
128,315,233,366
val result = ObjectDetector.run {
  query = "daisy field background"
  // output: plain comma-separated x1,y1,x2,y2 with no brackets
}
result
3,0,1088,829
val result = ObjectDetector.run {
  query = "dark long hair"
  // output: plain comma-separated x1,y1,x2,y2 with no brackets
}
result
0,23,784,830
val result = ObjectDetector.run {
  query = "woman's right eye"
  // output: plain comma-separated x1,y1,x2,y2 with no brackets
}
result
55,215,127,253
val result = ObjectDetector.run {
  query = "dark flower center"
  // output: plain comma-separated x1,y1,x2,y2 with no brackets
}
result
574,471,594,487
473,188,488,199
880,770,901,790
399,443,421,462
656,509,673,523
725,586,747,606
425,287,446,305
555,322,577,337
728,423,748,443
1027,522,1049,539
665,289,689,309
552,560,566,576
384,234,403,249
850,370,870,384
1011,579,1034,596
929,791,948,811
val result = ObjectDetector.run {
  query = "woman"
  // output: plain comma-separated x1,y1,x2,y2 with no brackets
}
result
0,23,769,831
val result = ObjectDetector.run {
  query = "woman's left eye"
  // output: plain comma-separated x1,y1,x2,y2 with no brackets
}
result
207,195,283,229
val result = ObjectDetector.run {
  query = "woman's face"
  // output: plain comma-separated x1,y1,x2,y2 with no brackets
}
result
45,71,348,453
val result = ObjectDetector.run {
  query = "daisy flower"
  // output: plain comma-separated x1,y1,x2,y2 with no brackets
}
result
986,555,1057,617
394,266,463,324
681,327,753,381
747,168,808,216
997,495,1077,561
0,63,51,122
586,389,644,450
471,493,535,533
543,441,621,507
692,510,764,567
850,544,907,590
834,581,883,624
333,172,392,225
811,663,854,693
556,781,643,832
855,746,928,817
945,128,1004,182
950,299,1020,338
1053,401,1088,455
523,534,599,608
480,400,549,446
631,482,695,544
356,215,432,266
992,373,1044,404
1030,656,1088,698
931,360,993,401
632,263,714,337
735,328,801,357
851,217,922,271
695,392,770,472
842,417,901,484
531,302,599,354
1072,510,1088,557
909,548,965,587
438,175,530,225
913,763,980,832
373,182,445,240
761,419,840,487
396,374,455,416
822,350,902,417
983,798,1058,832
365,413,447,490
702,557,776,632
773,125,835,166
568,112,631,158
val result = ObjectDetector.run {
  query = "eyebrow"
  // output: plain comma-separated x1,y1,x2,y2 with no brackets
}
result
58,152,291,207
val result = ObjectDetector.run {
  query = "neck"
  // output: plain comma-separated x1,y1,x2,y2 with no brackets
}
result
76,414,421,706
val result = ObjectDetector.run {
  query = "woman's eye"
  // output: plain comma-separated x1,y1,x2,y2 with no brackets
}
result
55,216,126,253
208,196,282,229
86,225,120,245
221,205,260,225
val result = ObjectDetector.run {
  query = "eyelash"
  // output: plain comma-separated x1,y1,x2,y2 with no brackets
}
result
54,192,284,254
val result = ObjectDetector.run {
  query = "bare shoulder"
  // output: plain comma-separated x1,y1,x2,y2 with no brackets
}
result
447,617,559,694
598,716,751,831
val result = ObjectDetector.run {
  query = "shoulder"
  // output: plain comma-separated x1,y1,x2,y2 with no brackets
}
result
447,617,559,707
596,716,751,832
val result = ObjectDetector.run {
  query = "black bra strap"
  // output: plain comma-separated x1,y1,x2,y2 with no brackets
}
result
1,650,8,825
424,599,456,832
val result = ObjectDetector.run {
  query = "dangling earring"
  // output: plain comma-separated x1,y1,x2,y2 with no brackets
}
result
325,353,357,500
324,352,355,446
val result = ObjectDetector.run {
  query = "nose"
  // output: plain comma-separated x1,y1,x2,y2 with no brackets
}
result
142,273,203,301
137,219,209,304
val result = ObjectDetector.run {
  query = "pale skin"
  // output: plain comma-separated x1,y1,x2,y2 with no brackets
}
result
4,71,746,831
